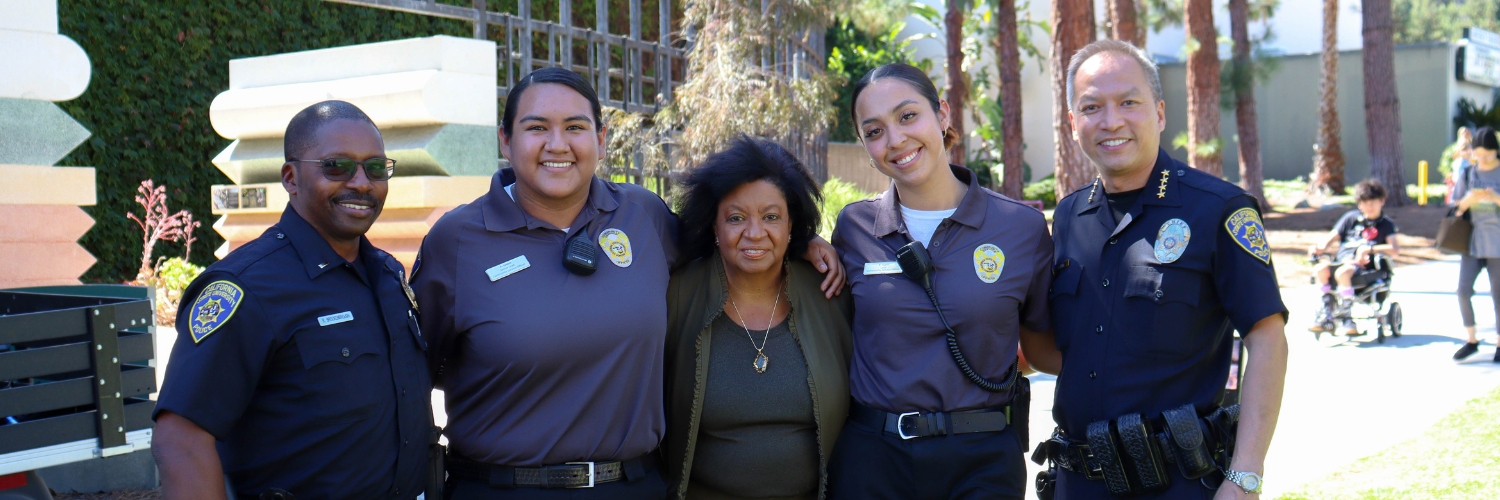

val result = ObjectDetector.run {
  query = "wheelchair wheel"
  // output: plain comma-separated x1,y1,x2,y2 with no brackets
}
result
1386,303,1403,337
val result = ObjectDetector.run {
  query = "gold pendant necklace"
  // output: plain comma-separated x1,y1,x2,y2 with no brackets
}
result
728,287,781,374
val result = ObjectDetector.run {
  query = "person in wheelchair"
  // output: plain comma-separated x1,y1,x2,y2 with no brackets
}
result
1307,179,1402,335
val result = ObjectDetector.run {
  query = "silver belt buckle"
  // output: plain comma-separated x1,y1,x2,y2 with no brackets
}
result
896,412,921,440
565,462,595,488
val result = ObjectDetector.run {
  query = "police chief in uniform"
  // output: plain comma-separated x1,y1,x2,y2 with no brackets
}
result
153,101,432,500
1023,40,1288,500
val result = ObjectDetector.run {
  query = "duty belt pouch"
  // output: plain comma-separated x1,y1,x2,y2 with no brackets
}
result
1014,376,1032,452
1086,419,1133,495
1115,413,1170,492
1162,404,1215,479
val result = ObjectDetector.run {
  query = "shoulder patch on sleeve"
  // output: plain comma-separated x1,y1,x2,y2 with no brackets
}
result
188,280,244,343
1224,207,1272,265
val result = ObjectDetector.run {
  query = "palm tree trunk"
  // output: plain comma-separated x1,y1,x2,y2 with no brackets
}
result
1363,0,1410,206
946,0,967,166
1229,0,1267,209
996,0,1025,199
1185,0,1222,176
1051,0,1097,199
1109,0,1142,47
1311,0,1346,194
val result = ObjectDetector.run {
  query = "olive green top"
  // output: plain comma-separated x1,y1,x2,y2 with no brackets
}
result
665,257,853,500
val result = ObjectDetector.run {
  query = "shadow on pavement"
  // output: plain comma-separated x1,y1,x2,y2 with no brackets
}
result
1345,334,1465,349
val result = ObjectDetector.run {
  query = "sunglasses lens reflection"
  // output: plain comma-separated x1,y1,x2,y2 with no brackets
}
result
320,158,393,181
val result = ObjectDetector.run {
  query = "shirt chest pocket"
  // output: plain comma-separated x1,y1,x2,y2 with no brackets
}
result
1123,265,1205,359
1050,260,1083,351
293,323,383,423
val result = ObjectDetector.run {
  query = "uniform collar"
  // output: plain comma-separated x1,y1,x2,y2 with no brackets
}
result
276,206,375,281
872,164,987,237
481,167,622,233
1075,148,1185,216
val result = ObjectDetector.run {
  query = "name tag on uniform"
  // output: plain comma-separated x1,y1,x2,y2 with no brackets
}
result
486,255,531,281
318,311,354,326
864,261,902,275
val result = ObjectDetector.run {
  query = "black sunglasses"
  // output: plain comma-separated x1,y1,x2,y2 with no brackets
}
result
293,157,396,181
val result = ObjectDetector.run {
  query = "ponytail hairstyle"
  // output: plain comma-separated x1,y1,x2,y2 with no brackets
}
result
849,63,958,150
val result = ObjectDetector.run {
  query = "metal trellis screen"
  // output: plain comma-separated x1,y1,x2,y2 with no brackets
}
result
325,0,828,187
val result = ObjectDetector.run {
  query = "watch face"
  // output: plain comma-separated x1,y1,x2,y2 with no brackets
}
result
1243,474,1262,491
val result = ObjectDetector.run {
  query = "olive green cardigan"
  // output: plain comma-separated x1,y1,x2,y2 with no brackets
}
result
664,257,853,500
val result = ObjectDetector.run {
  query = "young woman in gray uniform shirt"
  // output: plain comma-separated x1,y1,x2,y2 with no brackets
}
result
411,68,845,500
826,64,1053,500
1453,126,1500,361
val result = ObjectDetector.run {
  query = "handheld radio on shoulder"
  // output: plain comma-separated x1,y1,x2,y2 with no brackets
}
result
563,224,598,276
896,240,935,289
896,240,1017,393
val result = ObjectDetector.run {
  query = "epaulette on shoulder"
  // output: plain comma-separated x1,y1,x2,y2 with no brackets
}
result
211,231,290,276
1175,167,1249,202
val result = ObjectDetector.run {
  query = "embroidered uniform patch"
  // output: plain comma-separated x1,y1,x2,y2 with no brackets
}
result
599,228,633,268
1154,219,1191,264
973,244,1005,283
188,280,244,343
1224,207,1272,264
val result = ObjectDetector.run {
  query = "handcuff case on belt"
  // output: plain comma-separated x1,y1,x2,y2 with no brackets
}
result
1162,404,1216,479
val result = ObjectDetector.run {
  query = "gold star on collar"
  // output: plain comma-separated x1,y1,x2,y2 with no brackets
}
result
1156,169,1170,199
1087,176,1101,203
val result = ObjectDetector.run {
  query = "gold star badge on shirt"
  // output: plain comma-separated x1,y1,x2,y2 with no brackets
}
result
1157,169,1170,199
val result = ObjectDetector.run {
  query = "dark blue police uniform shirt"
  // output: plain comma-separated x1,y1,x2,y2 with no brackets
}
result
1048,149,1285,498
154,207,432,500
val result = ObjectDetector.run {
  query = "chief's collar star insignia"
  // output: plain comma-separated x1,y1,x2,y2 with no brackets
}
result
1157,169,1170,199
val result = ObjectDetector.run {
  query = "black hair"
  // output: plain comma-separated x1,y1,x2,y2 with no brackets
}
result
1353,178,1387,202
283,100,378,161
1473,126,1499,151
675,136,823,265
848,63,958,149
502,67,603,137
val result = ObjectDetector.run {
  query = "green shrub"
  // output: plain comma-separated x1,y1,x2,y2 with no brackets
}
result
151,256,204,326
819,177,876,240
1023,174,1057,209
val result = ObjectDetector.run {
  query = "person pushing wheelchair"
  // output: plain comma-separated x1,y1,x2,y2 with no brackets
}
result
1307,179,1401,336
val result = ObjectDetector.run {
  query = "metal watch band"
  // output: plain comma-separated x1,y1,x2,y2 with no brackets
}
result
1224,469,1263,494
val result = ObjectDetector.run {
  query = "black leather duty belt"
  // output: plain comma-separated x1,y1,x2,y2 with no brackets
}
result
447,451,658,489
850,403,1011,440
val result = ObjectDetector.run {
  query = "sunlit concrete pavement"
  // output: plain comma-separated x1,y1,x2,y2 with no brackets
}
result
1024,255,1500,499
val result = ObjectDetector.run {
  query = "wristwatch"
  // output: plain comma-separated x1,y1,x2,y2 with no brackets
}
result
1223,469,1264,494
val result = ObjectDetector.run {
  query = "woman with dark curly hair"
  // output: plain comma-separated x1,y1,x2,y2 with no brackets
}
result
664,136,853,500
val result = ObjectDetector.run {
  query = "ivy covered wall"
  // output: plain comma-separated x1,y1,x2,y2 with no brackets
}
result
57,0,475,283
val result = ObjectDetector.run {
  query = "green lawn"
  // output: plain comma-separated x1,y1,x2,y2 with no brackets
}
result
1275,385,1500,499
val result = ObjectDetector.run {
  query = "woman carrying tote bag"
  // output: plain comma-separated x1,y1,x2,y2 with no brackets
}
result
1452,127,1500,361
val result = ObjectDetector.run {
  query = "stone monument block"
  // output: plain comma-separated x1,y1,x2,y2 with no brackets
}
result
210,176,491,269
0,12,92,101
0,98,92,166
206,36,501,267
213,123,499,184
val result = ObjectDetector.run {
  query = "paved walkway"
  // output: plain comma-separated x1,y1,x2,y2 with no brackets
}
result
1023,256,1500,499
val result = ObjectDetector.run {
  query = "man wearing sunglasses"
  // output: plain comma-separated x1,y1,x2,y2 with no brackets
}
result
153,100,433,500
